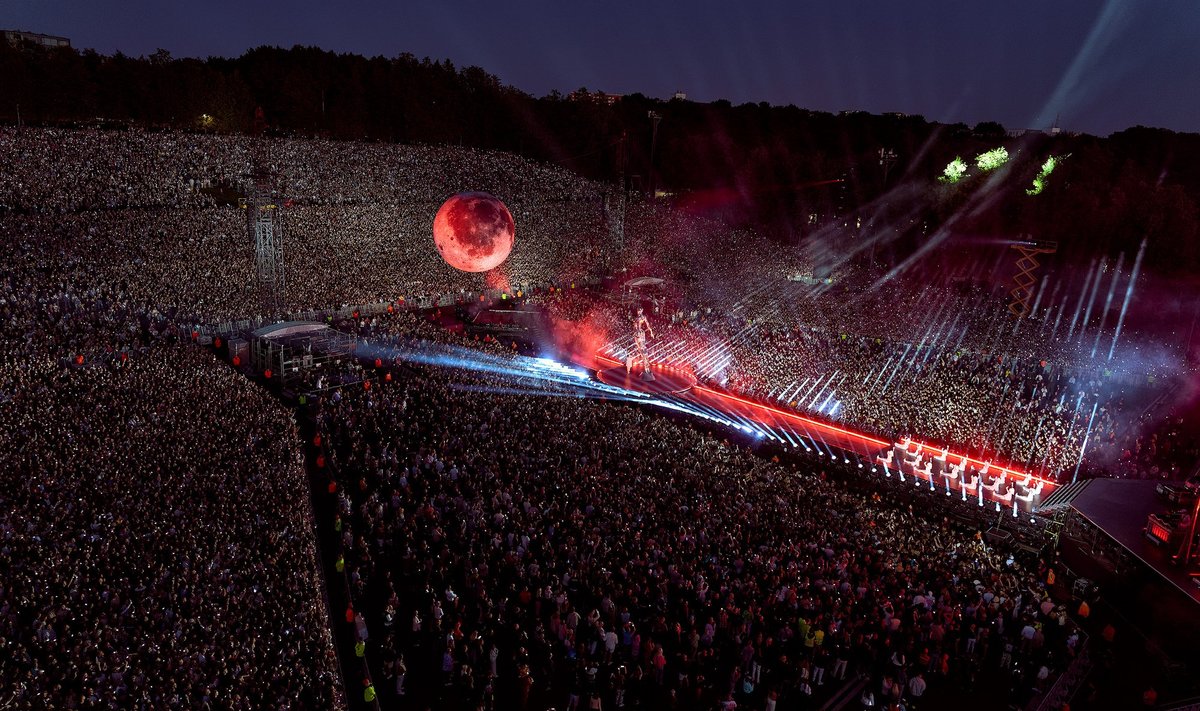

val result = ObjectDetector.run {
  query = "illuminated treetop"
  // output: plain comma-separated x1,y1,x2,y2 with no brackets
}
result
939,157,968,184
1026,155,1061,195
975,147,1009,171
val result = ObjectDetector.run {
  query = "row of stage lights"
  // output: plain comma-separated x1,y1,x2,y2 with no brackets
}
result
652,386,1042,523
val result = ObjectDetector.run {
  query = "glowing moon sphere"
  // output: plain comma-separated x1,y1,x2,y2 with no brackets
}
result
432,192,515,273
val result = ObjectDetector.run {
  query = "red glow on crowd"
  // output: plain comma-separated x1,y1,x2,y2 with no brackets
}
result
484,268,511,293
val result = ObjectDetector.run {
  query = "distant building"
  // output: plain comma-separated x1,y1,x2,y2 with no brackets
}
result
1007,116,1066,138
672,90,687,101
1006,126,1067,138
2,30,71,48
567,90,623,106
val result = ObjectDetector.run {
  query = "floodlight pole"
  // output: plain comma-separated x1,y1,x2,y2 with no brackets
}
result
878,147,897,184
615,131,627,255
648,111,662,199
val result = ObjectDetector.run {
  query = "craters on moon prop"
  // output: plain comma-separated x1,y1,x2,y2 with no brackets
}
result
432,192,515,273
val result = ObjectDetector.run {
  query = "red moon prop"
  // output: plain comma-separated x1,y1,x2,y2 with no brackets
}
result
432,192,515,272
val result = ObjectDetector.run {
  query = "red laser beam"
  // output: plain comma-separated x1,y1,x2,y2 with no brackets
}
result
694,385,891,448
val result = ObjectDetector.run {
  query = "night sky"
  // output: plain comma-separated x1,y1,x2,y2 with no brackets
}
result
7,0,1199,136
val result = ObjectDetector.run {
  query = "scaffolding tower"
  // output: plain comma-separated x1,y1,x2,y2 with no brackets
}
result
247,107,285,315
1008,239,1056,317
249,172,285,314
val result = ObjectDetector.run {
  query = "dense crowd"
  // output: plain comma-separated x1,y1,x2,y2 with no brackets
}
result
0,128,604,215
0,127,614,322
1,123,1190,711
315,358,1079,710
1,133,351,706
0,348,341,709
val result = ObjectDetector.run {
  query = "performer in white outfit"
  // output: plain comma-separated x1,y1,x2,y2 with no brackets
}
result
633,307,655,381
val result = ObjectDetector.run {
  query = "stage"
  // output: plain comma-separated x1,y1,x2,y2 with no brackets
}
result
587,352,1056,512
596,365,698,395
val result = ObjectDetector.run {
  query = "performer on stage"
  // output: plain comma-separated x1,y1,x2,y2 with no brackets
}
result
633,307,655,381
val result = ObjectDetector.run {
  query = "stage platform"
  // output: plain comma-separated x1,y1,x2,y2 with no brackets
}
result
585,353,1055,512
1070,479,1200,606
596,365,697,395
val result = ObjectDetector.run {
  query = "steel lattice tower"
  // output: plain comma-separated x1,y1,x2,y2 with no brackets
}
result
248,108,285,315
250,173,285,314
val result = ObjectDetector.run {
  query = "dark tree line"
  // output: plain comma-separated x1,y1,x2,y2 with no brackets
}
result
2,40,1198,272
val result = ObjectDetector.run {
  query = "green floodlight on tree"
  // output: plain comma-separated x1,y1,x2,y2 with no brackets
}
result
939,156,968,183
1026,155,1059,195
975,146,1009,171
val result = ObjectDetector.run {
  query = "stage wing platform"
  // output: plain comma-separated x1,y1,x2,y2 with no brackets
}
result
1070,479,1200,606
586,353,1054,513
684,384,1051,512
